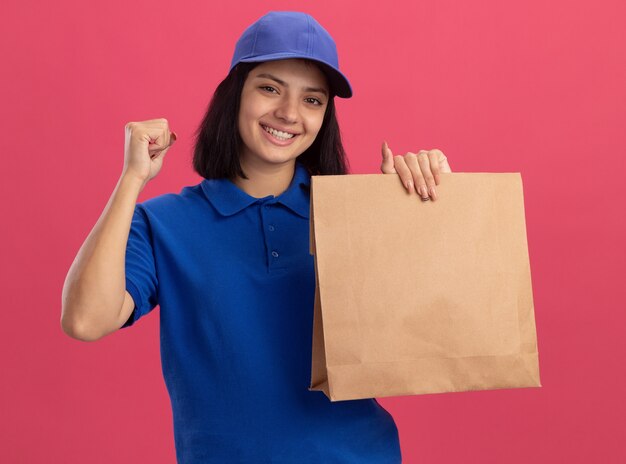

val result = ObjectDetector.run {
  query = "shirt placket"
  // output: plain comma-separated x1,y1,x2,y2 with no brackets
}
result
259,198,281,272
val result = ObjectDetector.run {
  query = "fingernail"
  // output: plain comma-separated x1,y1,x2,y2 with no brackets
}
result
406,180,413,193
419,186,428,198
429,186,437,200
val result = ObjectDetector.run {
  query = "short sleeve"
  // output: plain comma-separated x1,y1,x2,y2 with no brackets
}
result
121,203,159,328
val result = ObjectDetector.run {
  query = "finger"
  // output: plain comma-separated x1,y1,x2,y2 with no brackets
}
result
427,150,441,186
150,144,172,160
381,141,397,174
159,132,178,157
165,129,176,148
431,148,452,173
403,153,426,197
148,131,173,152
440,157,452,173
149,131,177,159
415,151,437,200
392,154,418,195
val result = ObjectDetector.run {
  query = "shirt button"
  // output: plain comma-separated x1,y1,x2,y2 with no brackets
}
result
268,225,275,231
271,251,279,258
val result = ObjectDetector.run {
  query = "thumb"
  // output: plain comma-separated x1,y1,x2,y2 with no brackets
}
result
381,140,397,174
149,135,177,160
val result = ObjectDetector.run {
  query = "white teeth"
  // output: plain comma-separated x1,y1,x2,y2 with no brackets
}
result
262,125,295,140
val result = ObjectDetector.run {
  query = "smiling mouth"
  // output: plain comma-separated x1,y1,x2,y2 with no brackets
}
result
260,124,298,140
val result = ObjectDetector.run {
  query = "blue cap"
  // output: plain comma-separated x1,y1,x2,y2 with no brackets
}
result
229,11,353,99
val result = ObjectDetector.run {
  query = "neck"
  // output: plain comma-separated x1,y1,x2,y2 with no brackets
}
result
232,157,297,199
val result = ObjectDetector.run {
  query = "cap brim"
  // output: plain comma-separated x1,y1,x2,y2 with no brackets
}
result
235,53,352,98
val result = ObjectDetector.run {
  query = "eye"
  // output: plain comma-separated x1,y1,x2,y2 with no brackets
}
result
259,86,324,106
306,97,324,106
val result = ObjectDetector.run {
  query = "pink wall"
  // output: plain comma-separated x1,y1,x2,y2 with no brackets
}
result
2,0,624,462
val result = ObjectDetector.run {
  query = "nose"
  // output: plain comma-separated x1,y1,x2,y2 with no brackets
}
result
273,94,299,124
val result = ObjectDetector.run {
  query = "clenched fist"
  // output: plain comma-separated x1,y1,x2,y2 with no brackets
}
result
122,118,177,185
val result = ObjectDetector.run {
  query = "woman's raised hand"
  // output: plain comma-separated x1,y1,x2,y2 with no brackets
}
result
380,141,452,201
122,118,178,185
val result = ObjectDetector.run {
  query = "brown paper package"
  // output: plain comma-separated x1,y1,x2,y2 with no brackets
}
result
308,172,541,402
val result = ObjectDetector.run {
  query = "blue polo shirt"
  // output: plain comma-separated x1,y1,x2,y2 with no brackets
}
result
121,160,402,463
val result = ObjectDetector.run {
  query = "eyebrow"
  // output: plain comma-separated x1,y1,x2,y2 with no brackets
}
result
254,73,329,98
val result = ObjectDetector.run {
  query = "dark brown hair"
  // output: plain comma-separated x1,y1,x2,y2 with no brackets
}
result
191,60,350,180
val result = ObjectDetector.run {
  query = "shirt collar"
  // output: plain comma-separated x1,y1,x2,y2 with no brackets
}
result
200,160,311,219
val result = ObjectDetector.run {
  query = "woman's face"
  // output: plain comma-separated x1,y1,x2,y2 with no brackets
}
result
237,58,330,168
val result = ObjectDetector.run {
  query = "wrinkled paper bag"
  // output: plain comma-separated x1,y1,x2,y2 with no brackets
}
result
308,173,541,401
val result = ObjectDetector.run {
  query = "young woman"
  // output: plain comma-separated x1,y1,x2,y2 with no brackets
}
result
62,11,451,464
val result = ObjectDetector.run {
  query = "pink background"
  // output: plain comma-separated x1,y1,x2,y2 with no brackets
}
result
2,0,624,462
